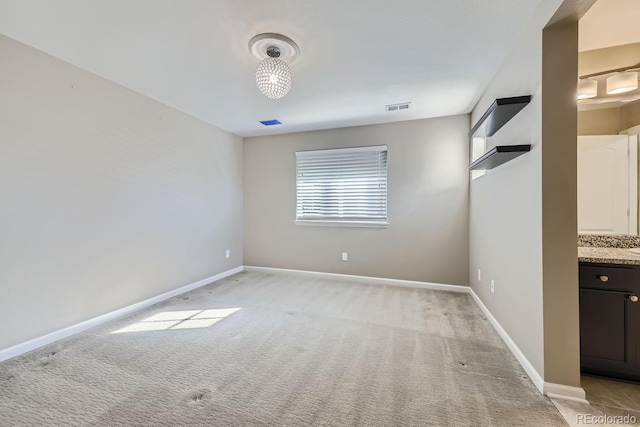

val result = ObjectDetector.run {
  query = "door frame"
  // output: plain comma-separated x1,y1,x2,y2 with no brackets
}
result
619,126,640,235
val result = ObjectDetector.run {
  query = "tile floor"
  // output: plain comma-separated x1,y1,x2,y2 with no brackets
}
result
553,376,640,426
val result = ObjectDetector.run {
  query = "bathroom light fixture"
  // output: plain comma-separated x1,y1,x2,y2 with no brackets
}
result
249,33,299,100
606,71,638,95
577,79,598,100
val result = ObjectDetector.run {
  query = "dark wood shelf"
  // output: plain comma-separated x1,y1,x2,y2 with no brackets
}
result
469,96,531,138
468,145,531,170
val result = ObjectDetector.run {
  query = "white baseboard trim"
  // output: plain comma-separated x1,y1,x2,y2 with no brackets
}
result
0,266,244,363
469,288,587,402
468,288,546,394
243,265,469,293
545,383,588,403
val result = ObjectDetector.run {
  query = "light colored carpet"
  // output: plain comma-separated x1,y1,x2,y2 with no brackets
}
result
0,270,567,426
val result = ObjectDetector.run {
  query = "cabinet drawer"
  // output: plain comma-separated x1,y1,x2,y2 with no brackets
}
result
579,264,637,291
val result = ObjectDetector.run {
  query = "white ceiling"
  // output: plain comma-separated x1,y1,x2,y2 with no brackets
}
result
579,0,640,52
0,0,546,137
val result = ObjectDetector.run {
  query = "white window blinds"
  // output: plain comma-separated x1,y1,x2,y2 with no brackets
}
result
296,145,388,225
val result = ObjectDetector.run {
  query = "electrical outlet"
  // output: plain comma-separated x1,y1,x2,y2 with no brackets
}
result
225,250,230,259
341,252,348,262
477,269,482,281
490,280,495,294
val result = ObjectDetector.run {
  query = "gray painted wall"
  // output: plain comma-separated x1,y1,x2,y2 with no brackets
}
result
244,116,469,285
469,0,563,380
0,36,243,351
622,102,640,131
578,101,640,135
470,0,583,389
577,105,640,135
578,108,621,135
541,21,580,388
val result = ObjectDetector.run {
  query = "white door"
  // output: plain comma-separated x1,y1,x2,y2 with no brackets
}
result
578,135,637,235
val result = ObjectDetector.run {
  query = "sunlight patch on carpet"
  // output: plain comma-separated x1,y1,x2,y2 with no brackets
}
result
112,308,242,333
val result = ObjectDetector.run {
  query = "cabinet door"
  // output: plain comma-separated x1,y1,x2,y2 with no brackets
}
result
580,288,639,379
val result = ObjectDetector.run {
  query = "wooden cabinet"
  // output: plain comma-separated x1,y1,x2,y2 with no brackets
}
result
580,263,640,381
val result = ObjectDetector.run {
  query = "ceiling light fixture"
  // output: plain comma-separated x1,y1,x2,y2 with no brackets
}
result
577,79,598,100
578,63,640,104
249,33,299,100
606,71,639,95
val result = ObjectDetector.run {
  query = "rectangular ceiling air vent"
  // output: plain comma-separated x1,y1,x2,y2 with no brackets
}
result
260,119,282,126
385,102,411,112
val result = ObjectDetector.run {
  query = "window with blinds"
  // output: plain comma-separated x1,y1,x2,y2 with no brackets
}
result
295,145,388,226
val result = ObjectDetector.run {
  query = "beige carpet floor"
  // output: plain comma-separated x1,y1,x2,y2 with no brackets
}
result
0,270,567,426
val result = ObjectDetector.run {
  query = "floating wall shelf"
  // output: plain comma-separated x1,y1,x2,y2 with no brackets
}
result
469,95,531,138
468,145,531,170
468,95,532,171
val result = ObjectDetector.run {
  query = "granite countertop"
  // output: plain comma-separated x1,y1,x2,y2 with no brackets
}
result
579,246,640,265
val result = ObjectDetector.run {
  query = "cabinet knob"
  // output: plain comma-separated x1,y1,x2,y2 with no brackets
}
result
630,295,639,303
598,275,609,282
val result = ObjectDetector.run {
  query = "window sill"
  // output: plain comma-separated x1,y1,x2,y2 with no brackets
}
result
294,220,389,229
